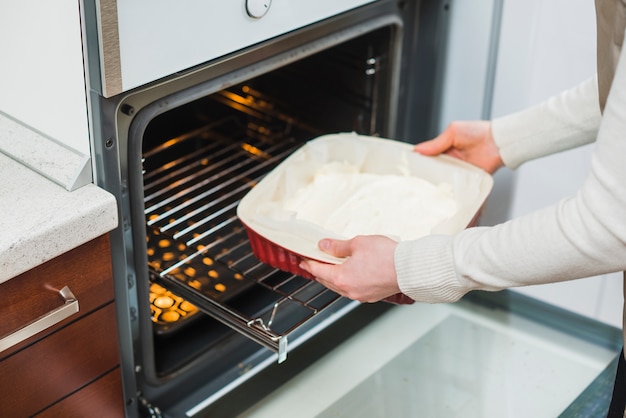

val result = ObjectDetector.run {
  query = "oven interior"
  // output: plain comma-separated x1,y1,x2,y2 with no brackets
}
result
131,24,405,411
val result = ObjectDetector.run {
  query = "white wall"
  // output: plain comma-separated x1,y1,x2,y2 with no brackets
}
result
440,0,622,327
0,1,90,156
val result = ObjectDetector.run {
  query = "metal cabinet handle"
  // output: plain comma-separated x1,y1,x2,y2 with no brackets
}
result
0,286,79,352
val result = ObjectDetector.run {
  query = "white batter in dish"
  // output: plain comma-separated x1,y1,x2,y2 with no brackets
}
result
282,161,458,240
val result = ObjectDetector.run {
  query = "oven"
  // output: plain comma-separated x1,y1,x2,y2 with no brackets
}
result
84,1,451,416
80,1,626,416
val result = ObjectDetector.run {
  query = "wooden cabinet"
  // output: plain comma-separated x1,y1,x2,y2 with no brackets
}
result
0,234,124,417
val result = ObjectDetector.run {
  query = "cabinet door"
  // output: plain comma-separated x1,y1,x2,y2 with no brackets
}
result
0,303,120,417
35,367,124,418
0,235,114,358
0,234,123,417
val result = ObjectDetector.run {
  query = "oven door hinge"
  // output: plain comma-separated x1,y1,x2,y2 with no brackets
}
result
139,395,164,418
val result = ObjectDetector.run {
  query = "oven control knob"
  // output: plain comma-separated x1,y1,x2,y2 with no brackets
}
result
246,0,271,18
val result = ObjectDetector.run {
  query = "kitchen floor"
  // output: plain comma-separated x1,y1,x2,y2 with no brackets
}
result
240,295,620,418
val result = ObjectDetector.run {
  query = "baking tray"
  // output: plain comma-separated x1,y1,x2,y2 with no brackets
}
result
237,133,493,301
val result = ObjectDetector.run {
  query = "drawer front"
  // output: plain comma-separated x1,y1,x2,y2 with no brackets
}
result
0,234,114,357
0,302,120,417
35,367,124,418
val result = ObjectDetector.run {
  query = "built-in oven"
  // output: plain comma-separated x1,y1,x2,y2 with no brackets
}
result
83,1,451,415
81,0,625,416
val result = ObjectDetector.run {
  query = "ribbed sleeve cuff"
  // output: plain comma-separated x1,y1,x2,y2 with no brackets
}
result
394,235,468,303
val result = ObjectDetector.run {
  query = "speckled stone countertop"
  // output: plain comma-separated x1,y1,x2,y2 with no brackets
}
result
0,151,118,284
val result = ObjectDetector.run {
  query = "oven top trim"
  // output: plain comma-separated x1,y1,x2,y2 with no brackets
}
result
94,0,378,97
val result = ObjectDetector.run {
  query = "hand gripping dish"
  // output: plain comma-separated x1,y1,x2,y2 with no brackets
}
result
237,133,494,304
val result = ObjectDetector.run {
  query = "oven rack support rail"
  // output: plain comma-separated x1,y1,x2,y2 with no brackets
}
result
153,271,343,363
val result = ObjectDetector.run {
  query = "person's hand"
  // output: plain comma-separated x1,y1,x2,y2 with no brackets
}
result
414,120,503,174
299,235,400,303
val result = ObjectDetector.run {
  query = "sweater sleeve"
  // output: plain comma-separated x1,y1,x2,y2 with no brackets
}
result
395,64,626,304
492,77,601,169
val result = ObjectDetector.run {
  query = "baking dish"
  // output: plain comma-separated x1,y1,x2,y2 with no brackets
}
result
237,132,493,301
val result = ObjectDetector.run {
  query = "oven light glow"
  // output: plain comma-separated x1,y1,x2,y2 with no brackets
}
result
162,252,175,261
160,311,180,322
162,138,178,148
188,280,202,290
180,301,196,312
241,143,270,159
154,296,175,309
223,90,252,105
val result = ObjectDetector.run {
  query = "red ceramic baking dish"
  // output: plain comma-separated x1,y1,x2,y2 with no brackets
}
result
237,133,493,304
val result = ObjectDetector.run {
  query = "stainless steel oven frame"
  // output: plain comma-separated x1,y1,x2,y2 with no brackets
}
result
82,1,452,416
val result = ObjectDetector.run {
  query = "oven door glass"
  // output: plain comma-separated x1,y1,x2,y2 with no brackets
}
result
235,293,621,418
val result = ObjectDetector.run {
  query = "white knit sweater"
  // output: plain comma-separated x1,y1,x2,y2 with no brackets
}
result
395,61,626,307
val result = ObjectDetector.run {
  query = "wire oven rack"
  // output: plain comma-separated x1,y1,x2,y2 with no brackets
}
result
143,88,343,362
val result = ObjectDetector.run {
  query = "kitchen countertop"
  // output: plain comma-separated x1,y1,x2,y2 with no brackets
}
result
0,151,118,284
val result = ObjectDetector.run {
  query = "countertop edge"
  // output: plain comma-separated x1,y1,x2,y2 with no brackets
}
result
0,153,118,284
0,111,93,191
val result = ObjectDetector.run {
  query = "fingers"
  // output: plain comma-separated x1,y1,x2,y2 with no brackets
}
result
299,238,351,286
301,239,353,296
300,259,367,302
413,130,453,156
318,238,353,258
300,236,400,303
299,259,338,289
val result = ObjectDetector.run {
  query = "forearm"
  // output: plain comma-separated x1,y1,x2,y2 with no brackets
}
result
492,77,601,169
396,182,626,302
396,71,626,303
